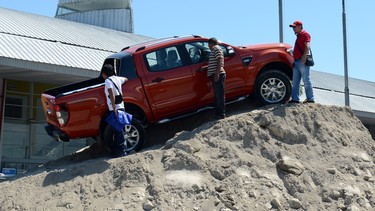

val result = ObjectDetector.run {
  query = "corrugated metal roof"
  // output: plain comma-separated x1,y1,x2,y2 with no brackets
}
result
311,71,375,99
0,7,151,52
310,71,375,123
0,33,110,70
313,88,375,113
0,7,153,84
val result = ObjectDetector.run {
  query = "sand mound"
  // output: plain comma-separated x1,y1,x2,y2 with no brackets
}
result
1,104,375,211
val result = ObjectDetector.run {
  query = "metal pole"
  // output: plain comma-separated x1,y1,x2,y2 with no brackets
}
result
342,0,350,106
0,79,7,169
278,0,284,43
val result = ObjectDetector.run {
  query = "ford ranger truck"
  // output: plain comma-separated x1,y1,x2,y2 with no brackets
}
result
41,35,294,153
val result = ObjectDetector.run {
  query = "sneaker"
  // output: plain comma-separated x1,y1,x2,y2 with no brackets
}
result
302,99,315,104
111,151,127,158
215,114,226,120
287,100,300,104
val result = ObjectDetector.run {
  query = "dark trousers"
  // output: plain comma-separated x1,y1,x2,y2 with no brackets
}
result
210,73,226,118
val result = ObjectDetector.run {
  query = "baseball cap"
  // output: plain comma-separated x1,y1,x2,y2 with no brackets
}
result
289,20,303,27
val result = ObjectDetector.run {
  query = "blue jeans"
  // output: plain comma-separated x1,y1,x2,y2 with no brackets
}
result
210,73,226,118
291,60,314,101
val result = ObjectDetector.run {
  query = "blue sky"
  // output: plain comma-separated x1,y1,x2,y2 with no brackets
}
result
1,0,374,83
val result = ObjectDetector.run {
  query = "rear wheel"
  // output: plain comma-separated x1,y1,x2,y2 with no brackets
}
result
103,117,146,153
255,70,291,105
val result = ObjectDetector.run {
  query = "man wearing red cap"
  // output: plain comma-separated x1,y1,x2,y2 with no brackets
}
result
288,20,315,103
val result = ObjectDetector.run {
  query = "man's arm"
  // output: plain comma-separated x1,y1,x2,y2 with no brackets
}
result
108,88,117,115
122,77,129,84
214,48,224,81
301,42,310,64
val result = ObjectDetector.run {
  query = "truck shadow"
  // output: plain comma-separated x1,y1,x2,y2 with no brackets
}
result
144,96,259,149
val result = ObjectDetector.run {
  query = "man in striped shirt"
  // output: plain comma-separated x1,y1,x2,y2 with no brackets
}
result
207,37,226,119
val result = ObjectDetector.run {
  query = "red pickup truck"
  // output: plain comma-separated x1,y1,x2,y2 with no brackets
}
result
41,35,294,152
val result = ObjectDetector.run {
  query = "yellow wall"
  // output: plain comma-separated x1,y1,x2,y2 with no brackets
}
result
6,79,56,121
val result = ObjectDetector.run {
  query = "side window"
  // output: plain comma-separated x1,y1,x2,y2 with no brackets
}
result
103,58,120,75
166,47,182,69
146,49,166,72
146,47,182,72
185,42,211,63
186,44,202,64
219,45,235,57
220,45,228,57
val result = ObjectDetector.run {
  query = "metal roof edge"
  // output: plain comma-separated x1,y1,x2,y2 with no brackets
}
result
353,110,375,118
353,110,375,125
0,57,98,78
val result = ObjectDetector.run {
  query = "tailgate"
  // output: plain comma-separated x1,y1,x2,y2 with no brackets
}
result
41,93,59,127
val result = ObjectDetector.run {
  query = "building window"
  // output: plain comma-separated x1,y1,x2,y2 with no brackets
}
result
4,96,25,119
56,7,76,16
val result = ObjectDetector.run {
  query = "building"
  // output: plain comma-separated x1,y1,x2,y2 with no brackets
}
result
55,0,133,32
0,6,153,172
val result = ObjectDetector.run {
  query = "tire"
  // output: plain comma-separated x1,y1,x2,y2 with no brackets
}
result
255,70,291,105
103,117,146,153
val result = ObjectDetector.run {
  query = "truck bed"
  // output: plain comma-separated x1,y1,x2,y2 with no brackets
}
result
44,77,104,98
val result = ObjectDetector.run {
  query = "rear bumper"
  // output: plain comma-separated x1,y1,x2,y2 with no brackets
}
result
44,123,70,142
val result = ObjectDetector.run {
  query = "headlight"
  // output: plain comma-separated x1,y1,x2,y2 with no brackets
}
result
287,48,294,57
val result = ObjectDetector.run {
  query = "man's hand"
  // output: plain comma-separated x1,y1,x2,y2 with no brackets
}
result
197,66,208,72
214,74,219,82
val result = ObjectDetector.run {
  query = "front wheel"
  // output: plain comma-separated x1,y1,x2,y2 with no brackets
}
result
103,117,146,153
254,70,291,105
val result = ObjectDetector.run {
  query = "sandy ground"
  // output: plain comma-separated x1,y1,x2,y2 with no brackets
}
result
1,102,375,211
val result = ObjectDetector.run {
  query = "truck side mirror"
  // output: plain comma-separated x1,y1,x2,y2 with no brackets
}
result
227,46,235,57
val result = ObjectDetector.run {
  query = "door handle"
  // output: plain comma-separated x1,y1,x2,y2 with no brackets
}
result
152,77,164,83
197,65,208,72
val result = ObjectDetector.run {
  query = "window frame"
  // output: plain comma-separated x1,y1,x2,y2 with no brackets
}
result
4,95,28,123
145,46,186,72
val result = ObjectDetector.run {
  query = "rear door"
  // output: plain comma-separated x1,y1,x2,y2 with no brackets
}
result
141,45,197,118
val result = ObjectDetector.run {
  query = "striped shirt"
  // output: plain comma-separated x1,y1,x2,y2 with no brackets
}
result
207,45,225,76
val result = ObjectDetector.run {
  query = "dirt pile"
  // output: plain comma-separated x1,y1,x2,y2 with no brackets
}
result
1,104,375,211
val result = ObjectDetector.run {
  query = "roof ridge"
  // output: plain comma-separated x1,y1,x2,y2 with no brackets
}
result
314,86,375,100
0,31,116,53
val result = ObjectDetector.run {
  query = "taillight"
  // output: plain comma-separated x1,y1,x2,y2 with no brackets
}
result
55,104,69,126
